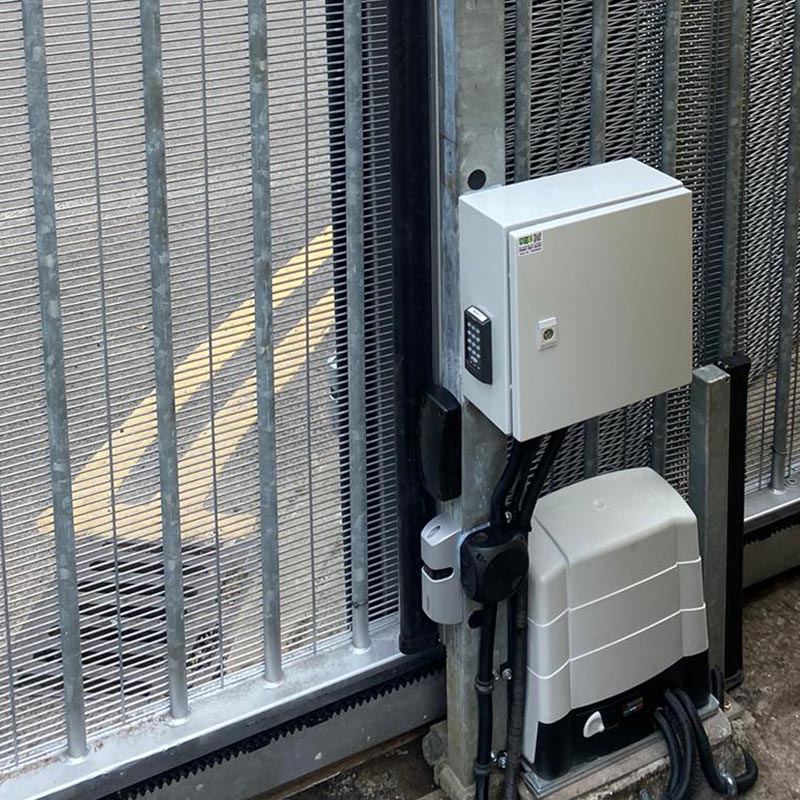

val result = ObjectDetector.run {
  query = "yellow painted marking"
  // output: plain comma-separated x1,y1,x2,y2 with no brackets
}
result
38,229,335,543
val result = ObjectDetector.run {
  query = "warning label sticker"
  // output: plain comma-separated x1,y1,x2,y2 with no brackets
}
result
518,231,543,257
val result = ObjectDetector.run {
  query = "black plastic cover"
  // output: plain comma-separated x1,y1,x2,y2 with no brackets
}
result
419,386,461,501
460,524,529,605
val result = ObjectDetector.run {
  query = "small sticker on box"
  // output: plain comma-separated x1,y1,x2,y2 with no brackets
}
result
518,231,543,257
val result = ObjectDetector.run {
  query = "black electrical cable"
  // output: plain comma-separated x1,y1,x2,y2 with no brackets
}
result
673,688,759,795
664,690,695,800
507,437,542,524
502,585,528,800
503,429,567,799
475,603,498,800
519,428,569,530
655,708,684,799
490,440,525,526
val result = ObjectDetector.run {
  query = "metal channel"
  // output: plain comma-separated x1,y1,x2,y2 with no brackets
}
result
249,0,283,686
139,0,188,721
651,0,682,476
583,0,608,478
770,0,800,492
345,0,370,652
718,0,748,356
689,365,731,676
20,0,87,760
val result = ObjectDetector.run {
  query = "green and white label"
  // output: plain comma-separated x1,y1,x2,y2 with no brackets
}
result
518,231,543,257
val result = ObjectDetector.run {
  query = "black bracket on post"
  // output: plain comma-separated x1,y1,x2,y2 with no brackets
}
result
715,352,751,689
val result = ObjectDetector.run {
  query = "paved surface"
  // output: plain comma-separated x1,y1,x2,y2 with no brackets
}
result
286,566,800,799
732,565,800,799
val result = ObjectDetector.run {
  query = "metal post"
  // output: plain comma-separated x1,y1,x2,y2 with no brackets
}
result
21,0,88,759
652,0,682,475
689,365,731,677
249,0,283,684
345,0,370,652
718,0,748,356
717,354,751,687
436,0,508,790
140,0,188,721
771,1,800,492
584,0,608,478
514,0,532,182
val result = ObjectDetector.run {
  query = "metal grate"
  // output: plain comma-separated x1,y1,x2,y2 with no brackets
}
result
510,0,735,498
737,0,795,490
0,0,398,774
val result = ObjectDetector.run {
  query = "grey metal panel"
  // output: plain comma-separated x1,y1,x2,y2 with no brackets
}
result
21,0,87,759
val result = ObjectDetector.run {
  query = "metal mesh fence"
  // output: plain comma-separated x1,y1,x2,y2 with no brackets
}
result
0,0,398,772
511,0,733,498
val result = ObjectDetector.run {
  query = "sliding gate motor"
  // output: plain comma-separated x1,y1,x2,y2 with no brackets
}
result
421,159,719,787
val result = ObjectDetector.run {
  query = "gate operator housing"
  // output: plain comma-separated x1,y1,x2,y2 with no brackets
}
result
460,158,692,441
524,468,709,779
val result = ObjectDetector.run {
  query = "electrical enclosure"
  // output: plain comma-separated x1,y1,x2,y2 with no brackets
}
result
459,158,693,441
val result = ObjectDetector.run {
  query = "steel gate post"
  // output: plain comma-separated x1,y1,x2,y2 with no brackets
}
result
434,0,509,792
689,365,731,680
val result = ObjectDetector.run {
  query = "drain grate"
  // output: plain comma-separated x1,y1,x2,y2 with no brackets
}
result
19,537,238,701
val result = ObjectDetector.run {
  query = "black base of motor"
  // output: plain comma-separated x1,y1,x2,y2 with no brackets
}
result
531,651,710,781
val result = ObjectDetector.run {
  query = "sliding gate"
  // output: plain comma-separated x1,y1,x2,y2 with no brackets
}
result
0,0,410,793
5,0,800,797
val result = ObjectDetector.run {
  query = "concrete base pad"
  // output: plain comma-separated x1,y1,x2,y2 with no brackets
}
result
424,709,748,800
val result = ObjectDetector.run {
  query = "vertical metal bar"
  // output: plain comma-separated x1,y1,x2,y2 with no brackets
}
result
140,0,188,721
583,0,608,478
689,365,731,677
589,0,608,167
21,0,88,759
345,0,370,652
513,0,531,182
661,0,681,177
248,0,284,684
718,0,748,356
717,353,751,687
771,1,800,493
652,0,682,475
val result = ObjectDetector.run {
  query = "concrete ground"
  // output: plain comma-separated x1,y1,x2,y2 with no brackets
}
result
731,565,800,799
285,566,800,799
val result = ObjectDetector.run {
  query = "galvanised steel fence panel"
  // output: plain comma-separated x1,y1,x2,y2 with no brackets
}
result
0,0,399,785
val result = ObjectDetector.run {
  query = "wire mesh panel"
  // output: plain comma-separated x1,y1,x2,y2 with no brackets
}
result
0,0,398,775
736,0,796,490
508,0,733,498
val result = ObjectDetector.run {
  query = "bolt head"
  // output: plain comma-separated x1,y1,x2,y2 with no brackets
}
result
501,667,513,681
